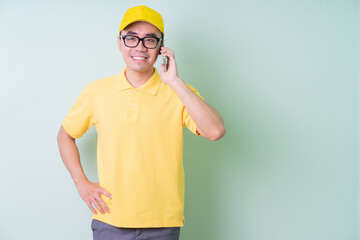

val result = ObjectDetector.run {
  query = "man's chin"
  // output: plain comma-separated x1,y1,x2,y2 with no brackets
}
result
128,65,153,73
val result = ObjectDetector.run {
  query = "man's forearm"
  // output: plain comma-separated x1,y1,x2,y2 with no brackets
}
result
57,126,88,185
168,77,226,141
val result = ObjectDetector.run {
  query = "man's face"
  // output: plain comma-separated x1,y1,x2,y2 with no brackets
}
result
117,21,162,73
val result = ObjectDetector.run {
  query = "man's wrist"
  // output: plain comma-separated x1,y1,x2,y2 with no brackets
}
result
168,76,185,89
74,176,89,186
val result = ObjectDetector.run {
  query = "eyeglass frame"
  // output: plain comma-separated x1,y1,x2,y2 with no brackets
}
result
119,34,163,49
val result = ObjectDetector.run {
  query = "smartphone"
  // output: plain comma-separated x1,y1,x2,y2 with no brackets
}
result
163,56,168,72
161,42,169,72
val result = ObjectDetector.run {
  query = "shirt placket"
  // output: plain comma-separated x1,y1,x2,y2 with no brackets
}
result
127,88,139,122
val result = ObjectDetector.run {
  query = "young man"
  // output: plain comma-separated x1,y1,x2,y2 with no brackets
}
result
57,5,225,240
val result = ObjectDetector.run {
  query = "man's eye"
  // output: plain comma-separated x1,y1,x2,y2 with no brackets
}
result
145,38,156,43
125,36,136,41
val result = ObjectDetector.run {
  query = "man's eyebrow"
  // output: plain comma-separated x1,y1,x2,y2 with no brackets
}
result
126,31,159,38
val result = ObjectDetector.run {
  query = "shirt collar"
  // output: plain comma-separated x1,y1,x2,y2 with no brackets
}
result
115,67,161,96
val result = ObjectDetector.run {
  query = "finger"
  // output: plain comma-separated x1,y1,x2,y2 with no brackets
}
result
96,196,110,213
161,50,174,57
161,62,171,73
91,198,105,214
160,46,170,51
162,54,176,69
162,50,174,56
160,47,174,56
86,201,98,214
100,189,112,200
161,52,175,60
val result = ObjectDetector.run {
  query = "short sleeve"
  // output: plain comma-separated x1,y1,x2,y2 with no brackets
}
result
182,83,205,136
62,83,94,139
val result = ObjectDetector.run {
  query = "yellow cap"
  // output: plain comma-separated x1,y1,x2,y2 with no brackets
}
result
119,5,164,37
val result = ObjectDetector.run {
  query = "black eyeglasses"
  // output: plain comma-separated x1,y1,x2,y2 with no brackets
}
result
120,35,162,49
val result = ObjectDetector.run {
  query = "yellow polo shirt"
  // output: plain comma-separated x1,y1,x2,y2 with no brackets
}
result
62,67,204,228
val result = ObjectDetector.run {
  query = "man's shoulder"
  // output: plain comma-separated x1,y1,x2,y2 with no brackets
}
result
87,73,119,89
90,73,119,85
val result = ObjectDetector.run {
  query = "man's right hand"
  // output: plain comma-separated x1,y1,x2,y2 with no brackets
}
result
75,179,112,215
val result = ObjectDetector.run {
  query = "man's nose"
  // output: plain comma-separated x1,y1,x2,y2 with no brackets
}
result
135,40,147,50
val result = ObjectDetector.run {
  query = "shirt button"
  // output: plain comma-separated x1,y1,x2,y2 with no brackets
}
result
132,102,135,106
133,90,136,93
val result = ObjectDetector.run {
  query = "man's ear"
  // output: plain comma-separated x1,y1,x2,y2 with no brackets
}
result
117,35,122,52
158,40,164,55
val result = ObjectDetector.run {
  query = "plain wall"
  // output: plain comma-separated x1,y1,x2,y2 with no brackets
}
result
0,0,358,239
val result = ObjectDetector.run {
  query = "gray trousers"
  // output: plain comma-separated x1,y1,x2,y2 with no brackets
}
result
91,219,181,240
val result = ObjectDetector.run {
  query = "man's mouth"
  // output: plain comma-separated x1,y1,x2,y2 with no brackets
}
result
132,56,148,60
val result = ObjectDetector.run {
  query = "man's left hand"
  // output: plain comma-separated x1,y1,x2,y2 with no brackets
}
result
160,47,179,84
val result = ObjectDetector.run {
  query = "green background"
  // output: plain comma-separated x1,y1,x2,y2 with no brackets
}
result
0,0,358,239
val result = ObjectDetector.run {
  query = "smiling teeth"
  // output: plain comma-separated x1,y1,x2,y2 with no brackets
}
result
133,57,146,59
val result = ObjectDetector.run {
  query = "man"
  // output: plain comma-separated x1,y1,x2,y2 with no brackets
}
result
57,5,225,240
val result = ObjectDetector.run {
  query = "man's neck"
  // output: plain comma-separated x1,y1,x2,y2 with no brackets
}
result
125,67,155,88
